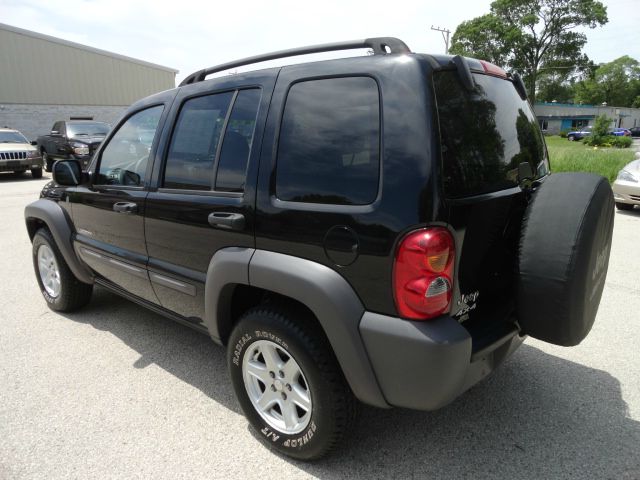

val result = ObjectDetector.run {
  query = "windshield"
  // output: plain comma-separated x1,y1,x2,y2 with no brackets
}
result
67,122,109,137
0,131,29,143
434,71,549,198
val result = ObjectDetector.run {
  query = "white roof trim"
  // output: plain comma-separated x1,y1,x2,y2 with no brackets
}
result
0,22,178,74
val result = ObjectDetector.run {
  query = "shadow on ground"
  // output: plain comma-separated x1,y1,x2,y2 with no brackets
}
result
65,287,640,479
0,171,49,183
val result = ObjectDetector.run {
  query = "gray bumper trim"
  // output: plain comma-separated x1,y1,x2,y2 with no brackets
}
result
359,312,523,411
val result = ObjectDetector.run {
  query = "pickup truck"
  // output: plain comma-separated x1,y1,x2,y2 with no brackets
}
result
37,120,110,171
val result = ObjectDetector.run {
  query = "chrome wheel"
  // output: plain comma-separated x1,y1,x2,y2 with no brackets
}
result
37,244,61,298
242,339,312,435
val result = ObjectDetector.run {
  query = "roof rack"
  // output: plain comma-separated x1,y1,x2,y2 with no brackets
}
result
179,37,411,87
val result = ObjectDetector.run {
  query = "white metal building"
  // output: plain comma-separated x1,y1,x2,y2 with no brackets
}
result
534,102,640,135
0,23,177,140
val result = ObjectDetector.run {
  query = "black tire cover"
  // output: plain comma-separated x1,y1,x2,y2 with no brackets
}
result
517,173,614,346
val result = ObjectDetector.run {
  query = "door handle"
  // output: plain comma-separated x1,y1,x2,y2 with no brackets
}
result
113,202,138,214
207,212,245,230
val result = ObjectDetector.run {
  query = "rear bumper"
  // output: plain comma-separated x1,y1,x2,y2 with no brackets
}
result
359,312,523,411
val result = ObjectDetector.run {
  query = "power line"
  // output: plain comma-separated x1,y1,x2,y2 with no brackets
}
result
430,26,451,54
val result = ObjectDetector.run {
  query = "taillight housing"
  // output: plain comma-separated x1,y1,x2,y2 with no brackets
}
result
393,227,455,320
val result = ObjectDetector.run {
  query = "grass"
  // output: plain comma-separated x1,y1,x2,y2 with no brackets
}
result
545,136,635,183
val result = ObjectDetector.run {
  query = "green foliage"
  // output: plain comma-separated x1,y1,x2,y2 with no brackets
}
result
450,0,608,103
574,56,640,107
593,114,611,137
609,136,633,148
536,76,576,103
559,129,571,138
546,136,634,183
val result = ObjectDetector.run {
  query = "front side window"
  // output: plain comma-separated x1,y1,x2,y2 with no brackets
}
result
96,105,163,186
276,77,380,205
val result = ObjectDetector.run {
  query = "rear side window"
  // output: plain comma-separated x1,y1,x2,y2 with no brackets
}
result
276,77,380,205
434,71,548,198
215,89,261,192
164,92,234,190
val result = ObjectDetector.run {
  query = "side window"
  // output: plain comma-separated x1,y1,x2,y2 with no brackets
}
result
53,121,63,134
164,92,233,190
275,77,380,205
215,89,261,192
96,105,163,186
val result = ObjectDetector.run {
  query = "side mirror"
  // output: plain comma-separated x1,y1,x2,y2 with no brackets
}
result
30,140,37,146
50,130,61,136
53,160,81,186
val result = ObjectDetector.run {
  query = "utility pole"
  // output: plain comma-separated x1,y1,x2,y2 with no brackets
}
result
431,25,451,54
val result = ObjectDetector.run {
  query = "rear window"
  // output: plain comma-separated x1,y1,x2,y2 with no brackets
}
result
434,71,549,198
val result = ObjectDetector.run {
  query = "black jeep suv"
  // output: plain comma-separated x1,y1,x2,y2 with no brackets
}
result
25,38,614,460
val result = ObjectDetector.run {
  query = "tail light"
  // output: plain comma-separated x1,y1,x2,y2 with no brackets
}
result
393,227,455,320
479,60,508,78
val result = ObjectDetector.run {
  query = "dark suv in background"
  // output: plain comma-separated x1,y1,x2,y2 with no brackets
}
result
25,38,614,460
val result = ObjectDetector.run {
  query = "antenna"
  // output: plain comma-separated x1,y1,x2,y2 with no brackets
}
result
430,25,451,54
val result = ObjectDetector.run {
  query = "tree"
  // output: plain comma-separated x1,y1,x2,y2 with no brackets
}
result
573,56,640,107
450,0,608,104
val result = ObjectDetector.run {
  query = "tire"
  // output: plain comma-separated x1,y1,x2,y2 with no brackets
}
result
42,151,52,172
31,167,43,179
568,135,576,141
517,173,614,346
228,304,356,460
32,228,93,312
615,202,634,211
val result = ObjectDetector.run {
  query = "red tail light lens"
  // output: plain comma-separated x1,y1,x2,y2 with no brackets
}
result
393,227,455,320
480,60,508,78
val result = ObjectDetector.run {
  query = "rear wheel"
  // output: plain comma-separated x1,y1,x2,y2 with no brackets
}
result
615,202,634,211
32,228,93,312
228,304,356,460
568,135,576,141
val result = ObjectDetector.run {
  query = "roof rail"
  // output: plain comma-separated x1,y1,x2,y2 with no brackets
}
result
179,37,411,87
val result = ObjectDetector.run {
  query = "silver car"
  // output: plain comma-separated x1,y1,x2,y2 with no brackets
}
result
613,159,640,211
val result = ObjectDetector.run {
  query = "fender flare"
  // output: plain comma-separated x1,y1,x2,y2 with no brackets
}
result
24,199,94,284
204,247,389,409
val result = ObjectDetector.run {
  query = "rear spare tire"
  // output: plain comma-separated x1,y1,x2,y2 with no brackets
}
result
517,173,614,346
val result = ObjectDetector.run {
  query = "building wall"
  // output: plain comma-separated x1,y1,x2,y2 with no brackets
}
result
0,23,176,106
535,102,640,134
0,104,126,141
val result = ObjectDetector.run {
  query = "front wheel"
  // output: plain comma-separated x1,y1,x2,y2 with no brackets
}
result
42,151,52,172
32,228,93,311
568,135,576,141
31,167,43,179
228,305,356,460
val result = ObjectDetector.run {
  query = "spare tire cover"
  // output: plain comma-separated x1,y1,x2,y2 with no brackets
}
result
517,173,614,346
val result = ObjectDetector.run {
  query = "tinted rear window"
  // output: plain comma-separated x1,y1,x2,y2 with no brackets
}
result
434,71,548,198
276,77,380,205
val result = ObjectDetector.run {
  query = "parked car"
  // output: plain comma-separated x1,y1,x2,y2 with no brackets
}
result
613,160,640,210
567,126,592,141
37,120,109,171
628,126,640,137
0,127,43,178
610,128,631,137
24,37,615,460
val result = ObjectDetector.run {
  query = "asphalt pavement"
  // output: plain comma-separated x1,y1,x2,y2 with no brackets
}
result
1,172,639,480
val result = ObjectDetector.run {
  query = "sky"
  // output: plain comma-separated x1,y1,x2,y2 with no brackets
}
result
1,0,639,85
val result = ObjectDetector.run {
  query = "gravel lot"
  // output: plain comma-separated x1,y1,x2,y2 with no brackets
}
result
1,173,639,480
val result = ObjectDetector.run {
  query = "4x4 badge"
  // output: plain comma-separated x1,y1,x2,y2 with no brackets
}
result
455,290,479,317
